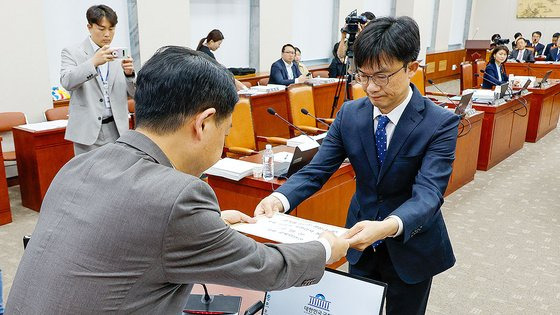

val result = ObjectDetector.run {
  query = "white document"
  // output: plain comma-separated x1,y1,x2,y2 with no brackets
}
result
20,120,68,131
205,158,261,181
232,213,347,243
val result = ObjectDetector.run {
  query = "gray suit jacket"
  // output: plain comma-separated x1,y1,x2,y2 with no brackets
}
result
60,38,136,145
6,131,325,314
509,49,535,62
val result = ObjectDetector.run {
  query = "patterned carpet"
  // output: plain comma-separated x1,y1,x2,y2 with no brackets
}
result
1,111,559,314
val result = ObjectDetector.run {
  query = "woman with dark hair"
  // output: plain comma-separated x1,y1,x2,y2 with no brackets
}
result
328,42,346,78
196,29,224,60
482,45,509,89
196,29,247,90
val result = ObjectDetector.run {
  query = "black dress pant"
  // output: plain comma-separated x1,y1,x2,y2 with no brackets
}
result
349,243,432,315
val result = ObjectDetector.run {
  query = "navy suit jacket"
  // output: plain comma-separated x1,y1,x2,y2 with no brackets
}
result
509,49,535,62
276,85,459,284
532,42,545,55
268,59,302,85
544,43,556,59
547,47,560,61
482,62,508,89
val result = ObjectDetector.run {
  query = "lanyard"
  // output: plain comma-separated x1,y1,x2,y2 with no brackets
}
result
97,64,109,83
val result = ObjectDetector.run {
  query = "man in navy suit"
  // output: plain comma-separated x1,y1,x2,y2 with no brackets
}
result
255,16,459,315
268,44,306,85
529,31,545,56
543,32,559,59
510,37,535,62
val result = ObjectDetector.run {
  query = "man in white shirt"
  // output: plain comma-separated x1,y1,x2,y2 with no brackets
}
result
60,5,136,155
268,44,307,85
510,37,535,62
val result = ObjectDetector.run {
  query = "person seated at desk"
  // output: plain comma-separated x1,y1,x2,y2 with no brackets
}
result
268,44,307,85
5,46,349,314
530,31,545,56
511,32,530,50
328,42,346,78
483,45,509,89
510,37,535,62
543,32,560,59
294,47,310,77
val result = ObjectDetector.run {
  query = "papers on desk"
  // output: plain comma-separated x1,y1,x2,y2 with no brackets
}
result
306,78,339,85
232,213,347,243
20,120,68,131
205,158,261,181
251,84,286,92
286,133,325,150
463,89,495,104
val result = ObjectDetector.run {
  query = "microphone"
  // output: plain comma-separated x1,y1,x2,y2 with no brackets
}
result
301,108,330,128
267,107,317,142
478,70,513,95
477,71,528,117
427,79,457,105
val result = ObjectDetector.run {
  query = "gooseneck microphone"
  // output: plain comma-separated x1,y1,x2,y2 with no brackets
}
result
427,79,458,105
477,71,528,117
300,108,330,128
267,107,316,142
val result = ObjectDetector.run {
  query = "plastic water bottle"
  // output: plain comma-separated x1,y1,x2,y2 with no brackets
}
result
262,144,274,181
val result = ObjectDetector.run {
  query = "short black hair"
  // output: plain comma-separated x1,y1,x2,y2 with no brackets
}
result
514,32,522,39
491,33,501,41
361,11,376,21
354,16,420,69
282,44,296,53
489,45,509,63
554,32,560,38
516,36,526,44
532,31,542,37
86,5,118,26
135,46,238,134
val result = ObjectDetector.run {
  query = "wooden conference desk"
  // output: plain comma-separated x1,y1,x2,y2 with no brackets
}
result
235,64,330,86
0,137,12,225
13,123,74,211
471,95,531,171
523,81,560,142
445,111,484,196
504,61,560,79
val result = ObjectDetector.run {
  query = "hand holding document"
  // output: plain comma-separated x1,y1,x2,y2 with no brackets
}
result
231,212,347,244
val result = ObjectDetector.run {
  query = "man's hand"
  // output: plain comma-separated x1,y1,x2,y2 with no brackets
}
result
221,210,256,225
121,57,135,76
92,45,114,67
343,218,399,251
319,231,349,264
296,74,307,84
254,195,284,217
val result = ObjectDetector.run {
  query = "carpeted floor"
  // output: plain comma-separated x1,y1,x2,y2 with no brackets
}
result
1,86,559,313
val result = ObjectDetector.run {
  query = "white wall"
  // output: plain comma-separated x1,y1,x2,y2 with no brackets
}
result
43,0,131,89
293,0,334,61
136,0,190,63
396,0,435,62
189,0,250,68
469,0,560,44
259,0,294,71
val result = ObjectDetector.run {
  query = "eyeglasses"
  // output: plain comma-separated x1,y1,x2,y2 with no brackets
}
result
355,64,407,87
283,51,295,55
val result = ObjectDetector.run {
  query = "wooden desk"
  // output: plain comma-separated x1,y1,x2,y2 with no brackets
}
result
524,82,560,142
0,137,12,225
236,64,329,86
445,111,484,196
472,96,531,170
504,62,560,79
53,99,70,108
242,91,293,150
312,81,346,118
13,125,74,211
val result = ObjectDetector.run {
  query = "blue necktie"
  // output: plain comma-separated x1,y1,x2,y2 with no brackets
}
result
372,115,390,250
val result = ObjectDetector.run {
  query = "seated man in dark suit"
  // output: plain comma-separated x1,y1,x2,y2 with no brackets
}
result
268,44,307,85
530,31,545,56
510,37,535,62
256,16,460,315
6,46,349,314
543,32,560,59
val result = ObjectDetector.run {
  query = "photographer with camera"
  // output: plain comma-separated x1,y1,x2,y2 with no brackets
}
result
60,5,135,155
335,11,375,65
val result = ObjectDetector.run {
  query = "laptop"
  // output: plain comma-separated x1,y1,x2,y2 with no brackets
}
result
274,145,319,178
513,79,532,96
537,70,553,87
262,268,387,315
454,92,473,116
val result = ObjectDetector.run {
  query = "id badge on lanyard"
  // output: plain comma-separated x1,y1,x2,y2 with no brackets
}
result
97,66,111,109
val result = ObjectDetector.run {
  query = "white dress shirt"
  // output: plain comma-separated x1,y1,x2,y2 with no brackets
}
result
517,49,525,61
271,87,414,239
283,60,295,80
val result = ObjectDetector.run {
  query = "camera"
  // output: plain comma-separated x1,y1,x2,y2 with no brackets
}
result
492,35,510,46
111,47,128,59
341,10,368,34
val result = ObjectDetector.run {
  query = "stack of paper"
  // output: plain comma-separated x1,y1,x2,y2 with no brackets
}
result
20,120,68,131
306,78,339,85
205,158,261,181
464,89,495,104
232,213,348,243
252,84,286,93
286,133,325,148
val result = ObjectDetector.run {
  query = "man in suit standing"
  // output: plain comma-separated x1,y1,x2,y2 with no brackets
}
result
530,31,545,56
268,44,307,85
61,5,136,155
6,46,349,314
510,37,535,62
256,16,460,315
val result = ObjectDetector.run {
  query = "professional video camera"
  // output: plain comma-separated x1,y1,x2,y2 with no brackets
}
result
341,9,368,35
492,35,510,46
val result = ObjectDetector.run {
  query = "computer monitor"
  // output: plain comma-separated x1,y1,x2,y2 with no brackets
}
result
262,268,387,315
497,82,509,99
454,92,474,116
538,70,553,87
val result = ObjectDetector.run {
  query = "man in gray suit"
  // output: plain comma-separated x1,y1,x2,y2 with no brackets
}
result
61,5,136,155
6,46,349,314
509,37,536,63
